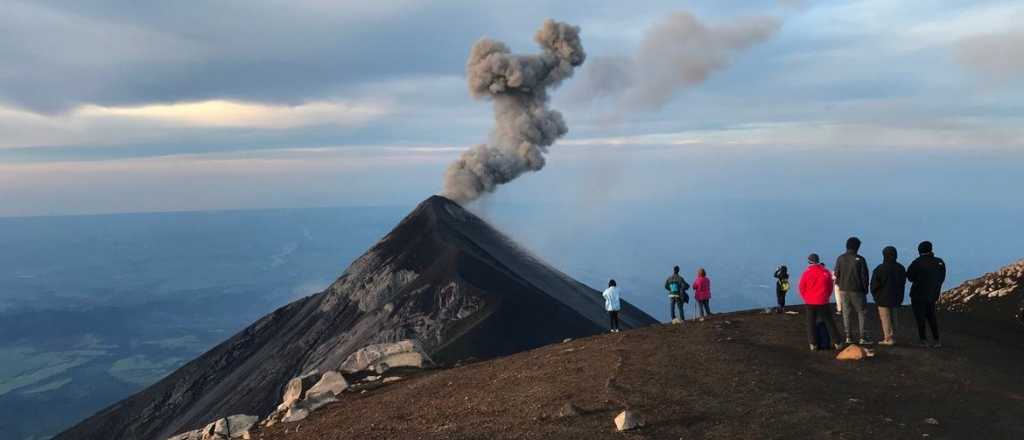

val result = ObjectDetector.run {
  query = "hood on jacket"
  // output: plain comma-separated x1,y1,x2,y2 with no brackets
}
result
883,246,898,262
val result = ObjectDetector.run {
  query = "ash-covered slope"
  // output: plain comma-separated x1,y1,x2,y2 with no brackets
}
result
56,196,657,440
939,259,1024,326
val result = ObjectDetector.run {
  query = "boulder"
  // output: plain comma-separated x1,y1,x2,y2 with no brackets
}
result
224,414,258,438
836,344,867,361
340,340,430,373
166,414,257,440
281,370,320,409
307,371,348,401
281,405,310,423
614,410,644,431
374,351,425,373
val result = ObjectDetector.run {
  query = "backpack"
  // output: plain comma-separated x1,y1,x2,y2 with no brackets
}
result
669,282,681,294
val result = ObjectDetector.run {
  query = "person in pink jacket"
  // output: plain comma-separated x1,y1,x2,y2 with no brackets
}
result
693,268,712,320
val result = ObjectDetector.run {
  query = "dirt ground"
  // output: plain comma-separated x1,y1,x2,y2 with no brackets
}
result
254,306,1024,440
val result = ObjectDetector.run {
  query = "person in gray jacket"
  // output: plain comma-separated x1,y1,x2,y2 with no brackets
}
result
834,237,872,345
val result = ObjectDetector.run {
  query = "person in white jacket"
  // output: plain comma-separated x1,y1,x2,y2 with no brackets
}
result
603,279,622,333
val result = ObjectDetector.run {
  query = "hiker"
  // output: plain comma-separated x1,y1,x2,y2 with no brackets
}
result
694,268,712,320
835,237,872,345
799,253,842,351
871,246,907,346
602,279,622,333
664,266,690,323
907,241,946,348
774,265,790,313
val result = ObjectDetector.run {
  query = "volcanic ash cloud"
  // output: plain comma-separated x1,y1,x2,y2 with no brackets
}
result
442,19,586,204
572,12,780,112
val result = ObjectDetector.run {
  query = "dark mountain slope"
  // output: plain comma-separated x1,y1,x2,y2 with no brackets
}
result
56,196,656,440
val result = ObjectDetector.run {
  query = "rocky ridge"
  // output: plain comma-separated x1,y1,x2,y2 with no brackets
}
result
939,259,1024,325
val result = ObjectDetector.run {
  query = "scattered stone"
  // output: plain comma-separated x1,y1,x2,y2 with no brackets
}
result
836,344,867,361
562,338,573,343
614,410,644,431
556,402,582,418
924,418,940,425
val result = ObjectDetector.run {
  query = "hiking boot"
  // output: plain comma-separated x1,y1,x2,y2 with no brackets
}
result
931,341,942,348
878,339,895,346
918,340,929,347
833,343,844,350
859,338,875,346
844,338,853,345
809,344,818,351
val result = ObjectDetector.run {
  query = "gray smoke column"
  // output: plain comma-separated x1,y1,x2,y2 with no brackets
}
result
572,12,780,111
442,19,586,204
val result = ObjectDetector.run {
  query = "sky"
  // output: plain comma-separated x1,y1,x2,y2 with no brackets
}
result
1,0,1023,217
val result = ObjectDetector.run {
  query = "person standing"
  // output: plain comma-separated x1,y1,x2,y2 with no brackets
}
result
799,254,842,351
835,237,872,345
664,266,690,324
602,279,622,333
693,268,712,320
871,246,907,346
774,265,790,313
907,241,946,348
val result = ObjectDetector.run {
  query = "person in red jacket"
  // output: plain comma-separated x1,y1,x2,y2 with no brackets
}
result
693,268,712,320
800,253,843,351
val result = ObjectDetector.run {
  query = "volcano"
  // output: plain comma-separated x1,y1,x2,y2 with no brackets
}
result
56,195,657,440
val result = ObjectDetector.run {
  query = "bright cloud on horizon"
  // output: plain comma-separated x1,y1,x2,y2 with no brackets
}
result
75,100,394,129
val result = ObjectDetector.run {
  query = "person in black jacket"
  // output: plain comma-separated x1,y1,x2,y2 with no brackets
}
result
907,241,946,348
834,236,872,345
871,246,907,346
774,265,790,313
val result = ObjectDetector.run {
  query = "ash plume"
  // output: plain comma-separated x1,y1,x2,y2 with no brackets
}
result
571,12,780,112
442,19,586,204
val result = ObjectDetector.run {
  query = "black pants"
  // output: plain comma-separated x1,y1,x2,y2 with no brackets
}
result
698,299,712,317
776,291,787,310
805,304,840,346
912,300,939,340
608,311,620,331
670,297,685,320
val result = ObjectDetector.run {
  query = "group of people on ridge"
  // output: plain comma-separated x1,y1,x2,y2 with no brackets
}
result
791,237,947,351
601,266,713,332
600,237,946,351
